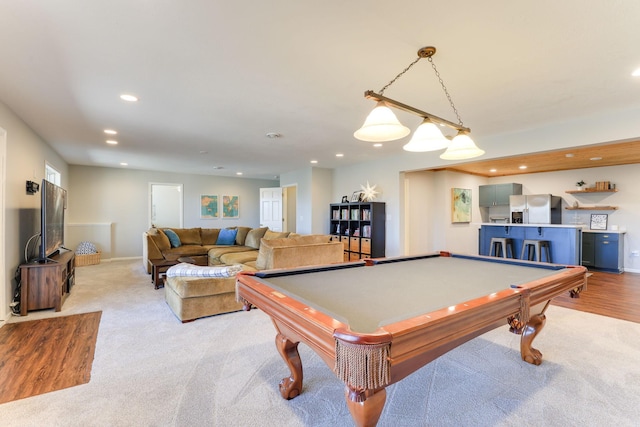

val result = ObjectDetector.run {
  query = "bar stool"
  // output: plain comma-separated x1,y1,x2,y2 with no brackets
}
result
489,237,514,258
521,240,552,262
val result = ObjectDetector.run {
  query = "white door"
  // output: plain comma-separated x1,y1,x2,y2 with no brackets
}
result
260,187,283,231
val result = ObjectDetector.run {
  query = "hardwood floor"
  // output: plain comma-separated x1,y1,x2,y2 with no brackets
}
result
552,270,640,323
0,311,102,404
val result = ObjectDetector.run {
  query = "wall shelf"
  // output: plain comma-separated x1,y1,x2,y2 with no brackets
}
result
565,206,618,210
566,189,618,194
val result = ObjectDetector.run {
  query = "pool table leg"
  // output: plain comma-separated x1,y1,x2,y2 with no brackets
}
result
520,311,546,366
275,333,303,400
345,387,386,427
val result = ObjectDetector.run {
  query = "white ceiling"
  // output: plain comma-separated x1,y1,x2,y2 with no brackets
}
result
1,1,639,179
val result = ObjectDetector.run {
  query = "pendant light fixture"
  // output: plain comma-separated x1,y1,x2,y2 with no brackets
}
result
354,46,485,160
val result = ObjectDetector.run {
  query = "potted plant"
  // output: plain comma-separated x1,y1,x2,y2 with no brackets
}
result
576,180,586,191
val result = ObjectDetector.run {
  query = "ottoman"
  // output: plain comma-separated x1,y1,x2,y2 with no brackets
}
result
164,274,243,322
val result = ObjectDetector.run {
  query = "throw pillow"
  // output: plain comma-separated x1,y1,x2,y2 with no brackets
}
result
244,227,268,249
152,230,171,251
164,229,182,248
76,241,98,255
216,228,238,245
263,230,291,240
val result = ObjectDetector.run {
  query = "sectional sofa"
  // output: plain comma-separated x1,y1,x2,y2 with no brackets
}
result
143,226,344,322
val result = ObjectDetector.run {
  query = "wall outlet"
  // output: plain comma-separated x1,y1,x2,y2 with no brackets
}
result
631,250,640,257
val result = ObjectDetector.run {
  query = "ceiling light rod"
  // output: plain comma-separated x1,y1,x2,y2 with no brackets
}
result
363,90,470,133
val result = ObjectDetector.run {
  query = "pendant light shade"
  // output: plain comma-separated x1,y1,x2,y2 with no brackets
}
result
402,118,449,152
354,101,410,142
439,132,485,160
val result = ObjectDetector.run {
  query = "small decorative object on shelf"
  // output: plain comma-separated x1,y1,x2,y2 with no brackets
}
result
594,180,613,190
575,180,586,190
360,181,379,201
341,196,349,203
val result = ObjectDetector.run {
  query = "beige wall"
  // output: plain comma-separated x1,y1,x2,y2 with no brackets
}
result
280,166,334,235
68,165,278,259
0,100,69,322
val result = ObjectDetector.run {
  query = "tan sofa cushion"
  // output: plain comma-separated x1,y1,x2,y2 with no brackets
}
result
244,227,268,249
150,229,171,251
172,228,202,245
263,230,291,240
235,227,252,245
220,251,259,265
162,245,209,261
208,245,256,265
255,235,338,270
165,275,237,298
201,228,221,245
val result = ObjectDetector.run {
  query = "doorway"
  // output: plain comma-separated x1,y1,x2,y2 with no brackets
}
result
260,186,297,233
149,183,183,228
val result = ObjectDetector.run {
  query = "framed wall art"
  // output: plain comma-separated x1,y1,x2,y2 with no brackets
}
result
451,188,471,223
200,195,218,219
590,214,608,230
222,195,239,218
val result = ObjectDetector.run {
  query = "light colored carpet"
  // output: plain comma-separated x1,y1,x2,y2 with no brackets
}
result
1,259,639,426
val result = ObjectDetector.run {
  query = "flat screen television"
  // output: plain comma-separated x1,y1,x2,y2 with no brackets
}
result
39,179,67,262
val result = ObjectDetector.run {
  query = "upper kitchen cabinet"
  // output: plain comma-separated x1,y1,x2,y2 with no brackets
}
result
479,183,522,207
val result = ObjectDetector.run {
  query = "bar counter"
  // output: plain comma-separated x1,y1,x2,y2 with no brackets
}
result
479,224,582,265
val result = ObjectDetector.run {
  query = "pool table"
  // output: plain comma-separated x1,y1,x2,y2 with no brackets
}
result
236,251,587,426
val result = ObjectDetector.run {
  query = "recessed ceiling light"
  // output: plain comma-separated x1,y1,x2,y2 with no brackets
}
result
632,68,640,77
265,132,281,138
199,150,208,154
120,94,138,102
310,160,318,164
106,140,118,145
565,153,574,158
336,153,344,157
120,162,128,166
590,157,602,161
519,165,527,170
104,129,117,135
489,168,497,173
212,166,224,170
373,143,383,148
236,172,243,175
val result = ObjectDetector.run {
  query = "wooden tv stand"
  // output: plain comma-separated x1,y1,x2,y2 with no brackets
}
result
19,250,76,316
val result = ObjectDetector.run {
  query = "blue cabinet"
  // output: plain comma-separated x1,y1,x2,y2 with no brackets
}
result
583,232,624,273
581,232,595,267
